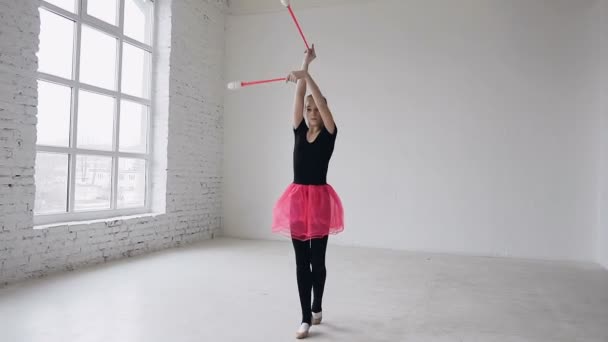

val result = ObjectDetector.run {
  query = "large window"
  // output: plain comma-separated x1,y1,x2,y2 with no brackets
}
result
35,0,155,224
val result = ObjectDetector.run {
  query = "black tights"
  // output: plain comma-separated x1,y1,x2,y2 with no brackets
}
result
292,236,328,324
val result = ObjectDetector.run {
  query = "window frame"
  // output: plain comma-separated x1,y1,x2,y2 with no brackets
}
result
35,0,156,225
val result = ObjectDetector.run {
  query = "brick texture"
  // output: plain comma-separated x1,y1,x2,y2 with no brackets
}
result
0,0,226,286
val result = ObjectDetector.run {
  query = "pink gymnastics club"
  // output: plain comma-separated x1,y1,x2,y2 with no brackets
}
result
227,77,288,90
281,0,310,50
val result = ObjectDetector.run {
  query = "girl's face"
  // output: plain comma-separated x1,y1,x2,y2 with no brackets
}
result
306,97,322,127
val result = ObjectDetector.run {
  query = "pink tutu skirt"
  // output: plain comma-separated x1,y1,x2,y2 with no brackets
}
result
272,183,344,241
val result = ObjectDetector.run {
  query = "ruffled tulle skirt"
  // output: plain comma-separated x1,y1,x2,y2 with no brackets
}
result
272,183,344,241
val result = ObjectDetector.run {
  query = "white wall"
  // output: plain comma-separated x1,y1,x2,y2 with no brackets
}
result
224,0,602,262
595,0,608,269
0,0,226,286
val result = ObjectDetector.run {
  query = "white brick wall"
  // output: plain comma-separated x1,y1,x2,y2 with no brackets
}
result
0,0,226,286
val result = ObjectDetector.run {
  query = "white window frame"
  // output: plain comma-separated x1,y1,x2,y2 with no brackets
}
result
35,0,156,225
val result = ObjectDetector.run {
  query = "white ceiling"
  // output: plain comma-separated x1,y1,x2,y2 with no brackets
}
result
227,0,374,15
226,0,597,15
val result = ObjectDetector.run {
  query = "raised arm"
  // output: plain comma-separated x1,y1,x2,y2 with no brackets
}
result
292,44,316,129
304,73,335,134
287,68,335,134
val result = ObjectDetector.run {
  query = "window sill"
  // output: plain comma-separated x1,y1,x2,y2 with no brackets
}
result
34,212,164,230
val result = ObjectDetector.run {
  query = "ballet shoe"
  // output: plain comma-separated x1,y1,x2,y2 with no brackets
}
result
312,311,322,325
295,322,310,339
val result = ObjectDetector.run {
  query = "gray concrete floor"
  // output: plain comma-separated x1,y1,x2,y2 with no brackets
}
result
0,238,607,342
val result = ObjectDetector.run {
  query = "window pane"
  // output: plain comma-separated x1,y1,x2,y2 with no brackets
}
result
119,100,148,153
34,152,68,215
124,0,153,44
80,26,117,90
121,43,151,99
44,0,76,13
38,9,74,79
75,155,112,211
87,0,118,25
37,81,71,147
118,158,145,208
77,90,115,151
